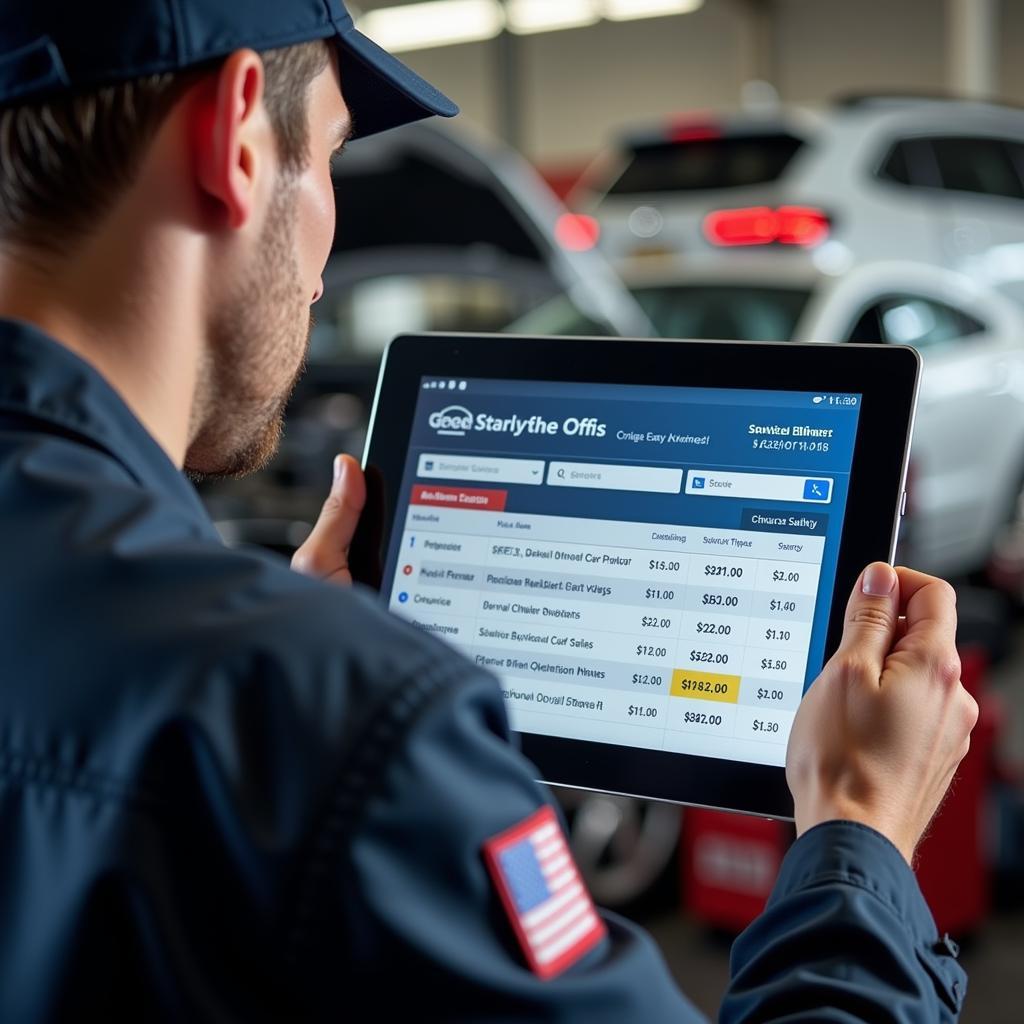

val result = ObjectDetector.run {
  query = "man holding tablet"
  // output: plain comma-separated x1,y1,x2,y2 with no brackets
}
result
0,2,977,1022
361,339,936,819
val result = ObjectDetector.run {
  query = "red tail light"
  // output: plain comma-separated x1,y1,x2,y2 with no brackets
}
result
666,114,720,142
556,213,601,251
776,206,831,246
703,206,830,248
668,124,722,143
703,206,778,247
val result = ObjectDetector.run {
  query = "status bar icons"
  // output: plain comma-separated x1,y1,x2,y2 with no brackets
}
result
423,379,468,391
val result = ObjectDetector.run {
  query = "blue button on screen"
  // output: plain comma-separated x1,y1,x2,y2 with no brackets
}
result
803,479,831,501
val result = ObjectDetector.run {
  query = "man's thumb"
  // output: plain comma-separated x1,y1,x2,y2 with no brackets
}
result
837,562,900,670
291,455,366,583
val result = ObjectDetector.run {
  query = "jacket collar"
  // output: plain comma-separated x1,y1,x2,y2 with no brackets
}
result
0,317,219,534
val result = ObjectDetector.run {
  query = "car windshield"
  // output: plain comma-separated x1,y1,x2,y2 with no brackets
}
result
504,284,810,342
630,284,813,341
504,293,622,337
311,270,564,361
331,150,545,261
606,133,806,196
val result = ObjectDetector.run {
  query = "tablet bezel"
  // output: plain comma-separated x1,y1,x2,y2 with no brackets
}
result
359,333,920,819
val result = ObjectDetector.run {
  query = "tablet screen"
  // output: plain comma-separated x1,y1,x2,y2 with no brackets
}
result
382,377,862,769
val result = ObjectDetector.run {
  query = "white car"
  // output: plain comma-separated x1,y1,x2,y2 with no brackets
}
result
310,120,652,362
515,257,1024,581
573,97,1024,307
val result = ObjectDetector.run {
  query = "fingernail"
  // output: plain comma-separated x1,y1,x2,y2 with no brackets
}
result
332,455,345,490
862,563,897,596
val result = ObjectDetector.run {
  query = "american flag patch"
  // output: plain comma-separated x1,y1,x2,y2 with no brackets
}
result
482,805,606,979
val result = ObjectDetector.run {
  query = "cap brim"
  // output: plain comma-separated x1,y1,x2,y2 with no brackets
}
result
335,26,458,139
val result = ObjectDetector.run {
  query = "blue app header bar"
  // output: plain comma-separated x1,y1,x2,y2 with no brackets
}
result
409,377,860,477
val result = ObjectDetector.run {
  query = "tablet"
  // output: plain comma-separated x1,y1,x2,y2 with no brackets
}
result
360,334,919,819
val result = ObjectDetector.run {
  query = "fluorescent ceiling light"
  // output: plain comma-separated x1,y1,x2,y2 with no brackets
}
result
358,0,504,53
507,0,600,35
603,0,704,21
357,0,705,53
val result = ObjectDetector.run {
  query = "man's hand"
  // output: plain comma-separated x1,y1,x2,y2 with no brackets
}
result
786,563,979,865
291,455,366,586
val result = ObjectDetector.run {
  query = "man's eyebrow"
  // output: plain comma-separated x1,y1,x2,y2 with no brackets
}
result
332,118,355,148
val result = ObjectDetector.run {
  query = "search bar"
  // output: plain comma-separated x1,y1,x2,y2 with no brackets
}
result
417,454,545,485
685,470,834,504
547,461,683,494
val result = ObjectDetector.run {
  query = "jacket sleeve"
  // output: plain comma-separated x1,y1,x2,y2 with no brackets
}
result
287,659,705,1023
720,821,967,1023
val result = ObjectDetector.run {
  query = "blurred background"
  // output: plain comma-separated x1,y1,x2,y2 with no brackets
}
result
200,2,1024,1018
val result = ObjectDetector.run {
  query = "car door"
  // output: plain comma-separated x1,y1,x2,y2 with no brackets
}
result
803,266,1024,577
927,135,1024,279
876,130,1024,292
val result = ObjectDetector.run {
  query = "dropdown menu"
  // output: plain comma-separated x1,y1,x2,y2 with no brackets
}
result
416,454,546,485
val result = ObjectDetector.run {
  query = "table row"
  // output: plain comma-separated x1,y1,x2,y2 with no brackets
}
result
396,606,811,686
413,561,818,622
471,643,807,710
407,531,822,594
500,676,796,750
400,587,814,650
404,506,826,565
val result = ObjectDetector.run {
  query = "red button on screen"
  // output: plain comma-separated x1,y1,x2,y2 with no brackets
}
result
411,485,508,511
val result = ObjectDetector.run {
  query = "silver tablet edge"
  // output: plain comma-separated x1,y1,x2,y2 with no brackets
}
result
889,346,923,566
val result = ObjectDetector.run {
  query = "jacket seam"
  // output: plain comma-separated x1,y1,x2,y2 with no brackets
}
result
780,868,936,948
0,407,145,486
0,747,159,809
281,658,472,969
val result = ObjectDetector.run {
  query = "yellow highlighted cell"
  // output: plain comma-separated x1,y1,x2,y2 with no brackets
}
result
671,669,741,704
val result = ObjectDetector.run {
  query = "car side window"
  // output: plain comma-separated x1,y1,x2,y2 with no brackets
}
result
846,294,986,349
876,137,942,189
878,141,911,185
931,137,1024,200
877,135,1024,200
846,305,885,344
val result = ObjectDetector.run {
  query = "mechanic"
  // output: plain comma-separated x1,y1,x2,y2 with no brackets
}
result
0,2,978,1021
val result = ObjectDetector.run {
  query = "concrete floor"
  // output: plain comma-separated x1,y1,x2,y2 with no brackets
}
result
629,600,1024,1021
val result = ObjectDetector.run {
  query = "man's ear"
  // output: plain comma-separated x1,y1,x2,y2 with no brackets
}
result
192,49,269,231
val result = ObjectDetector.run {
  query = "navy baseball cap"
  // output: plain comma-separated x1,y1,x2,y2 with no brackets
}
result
0,0,458,138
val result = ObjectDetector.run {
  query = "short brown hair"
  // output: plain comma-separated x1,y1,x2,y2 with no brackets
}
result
0,40,330,256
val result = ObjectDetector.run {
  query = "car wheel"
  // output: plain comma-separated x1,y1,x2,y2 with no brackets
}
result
555,788,681,910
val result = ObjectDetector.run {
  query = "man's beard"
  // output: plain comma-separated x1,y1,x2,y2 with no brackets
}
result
185,179,313,481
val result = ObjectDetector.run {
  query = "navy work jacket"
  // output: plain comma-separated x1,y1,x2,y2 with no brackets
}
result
0,319,966,1021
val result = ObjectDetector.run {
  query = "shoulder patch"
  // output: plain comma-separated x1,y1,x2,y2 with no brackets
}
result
482,805,607,979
